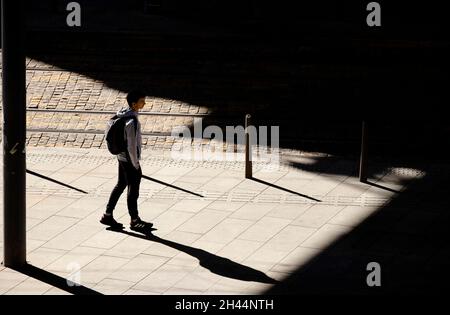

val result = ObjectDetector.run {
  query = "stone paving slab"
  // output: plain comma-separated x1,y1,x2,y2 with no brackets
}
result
271,246,321,274
0,146,427,295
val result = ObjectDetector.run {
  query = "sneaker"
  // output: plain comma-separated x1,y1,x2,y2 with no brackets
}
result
100,214,123,228
130,217,153,230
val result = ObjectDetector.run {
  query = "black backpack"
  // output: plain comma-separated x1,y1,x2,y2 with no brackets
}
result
105,115,137,155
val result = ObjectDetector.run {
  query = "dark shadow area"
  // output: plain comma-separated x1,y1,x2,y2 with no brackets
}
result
142,174,204,197
250,177,321,202
11,263,102,295
17,1,450,159
264,163,450,294
289,155,429,181
107,227,278,284
26,169,88,194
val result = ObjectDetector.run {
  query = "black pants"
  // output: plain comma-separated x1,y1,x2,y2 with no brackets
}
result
106,160,142,220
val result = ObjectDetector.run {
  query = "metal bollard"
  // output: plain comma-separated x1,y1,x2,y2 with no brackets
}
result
359,121,369,182
245,114,252,178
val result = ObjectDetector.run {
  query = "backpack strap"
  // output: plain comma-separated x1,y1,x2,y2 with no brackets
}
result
124,115,139,163
131,116,138,134
123,115,138,138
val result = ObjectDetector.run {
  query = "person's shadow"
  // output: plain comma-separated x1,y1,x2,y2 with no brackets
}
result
107,226,278,284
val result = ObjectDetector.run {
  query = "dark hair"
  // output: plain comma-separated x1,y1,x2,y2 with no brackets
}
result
126,90,146,107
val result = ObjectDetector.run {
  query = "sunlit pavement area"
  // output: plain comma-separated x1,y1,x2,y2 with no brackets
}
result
2,145,447,295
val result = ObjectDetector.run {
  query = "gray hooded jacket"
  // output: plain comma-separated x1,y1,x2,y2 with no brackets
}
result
116,107,142,170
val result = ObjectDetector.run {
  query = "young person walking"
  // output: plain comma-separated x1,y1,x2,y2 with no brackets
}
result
100,90,152,230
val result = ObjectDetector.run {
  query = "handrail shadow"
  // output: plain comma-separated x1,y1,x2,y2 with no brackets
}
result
107,227,278,284
142,174,204,198
250,177,321,202
26,169,88,194
10,263,102,295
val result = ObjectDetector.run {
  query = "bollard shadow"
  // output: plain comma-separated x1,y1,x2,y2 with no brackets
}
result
107,227,278,284
362,180,402,194
26,169,88,194
250,177,321,202
141,174,204,198
10,263,102,295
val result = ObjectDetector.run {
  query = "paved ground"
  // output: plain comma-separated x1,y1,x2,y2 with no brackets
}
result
0,10,448,295
0,145,427,295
